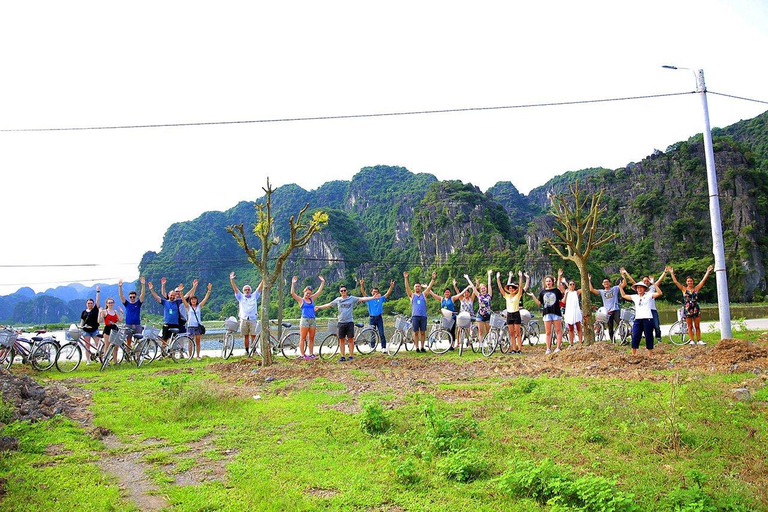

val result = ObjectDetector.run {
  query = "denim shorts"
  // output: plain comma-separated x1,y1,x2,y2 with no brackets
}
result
300,317,317,328
187,326,203,336
83,329,100,339
543,314,562,322
411,315,427,332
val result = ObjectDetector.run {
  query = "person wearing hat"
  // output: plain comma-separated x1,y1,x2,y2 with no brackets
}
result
618,278,663,356
497,270,529,354
427,282,469,350
290,275,325,359
620,268,667,340
360,278,395,352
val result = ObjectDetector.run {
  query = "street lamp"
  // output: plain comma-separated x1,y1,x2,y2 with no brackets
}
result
662,65,732,339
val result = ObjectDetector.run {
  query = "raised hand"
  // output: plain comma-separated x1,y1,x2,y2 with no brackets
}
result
230,272,236,280
207,283,212,290
496,272,501,278
403,271,409,278
193,279,199,286
557,268,563,276
432,271,437,279
161,277,167,285
178,283,184,291
292,276,298,283
487,269,492,276
148,282,154,290
707,264,714,272
118,279,123,287
524,272,529,278
140,276,146,284
319,276,325,282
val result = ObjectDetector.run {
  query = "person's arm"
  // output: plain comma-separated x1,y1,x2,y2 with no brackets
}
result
117,307,124,323
199,283,212,308
315,300,335,311
383,280,395,299
557,269,566,293
256,280,264,293
652,269,667,287
98,308,107,323
452,278,460,295
359,278,367,297
424,272,437,296
311,276,325,299
139,276,146,302
160,278,167,299
229,272,240,295
527,291,541,306
118,280,126,304
618,279,631,300
695,265,714,292
290,276,302,302
496,272,506,296
358,295,376,303
464,274,477,294
519,271,529,298
588,274,600,295
403,271,413,298
147,282,163,303
653,286,663,299
620,267,636,285
666,266,686,293
179,286,190,310
486,270,492,298
186,279,198,299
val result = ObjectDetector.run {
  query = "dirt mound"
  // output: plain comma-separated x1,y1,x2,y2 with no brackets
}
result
714,338,768,361
0,369,77,424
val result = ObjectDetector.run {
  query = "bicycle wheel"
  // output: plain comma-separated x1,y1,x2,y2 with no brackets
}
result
594,322,605,342
387,331,403,356
138,339,159,367
481,330,498,357
280,332,302,359
499,330,512,354
248,333,261,358
100,344,114,371
222,332,235,359
528,322,540,345
469,324,480,353
617,322,631,346
55,342,82,373
319,333,340,360
428,328,452,355
354,328,379,355
171,335,195,362
457,328,467,356
30,341,59,371
561,328,571,347
1,348,15,369
403,329,415,352
669,321,689,346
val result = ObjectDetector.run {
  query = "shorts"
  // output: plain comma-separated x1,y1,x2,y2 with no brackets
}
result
187,326,203,336
543,314,562,322
162,324,180,340
240,318,258,335
477,313,491,323
125,324,143,336
102,324,119,336
300,317,317,328
83,329,100,339
411,315,427,332
506,311,522,325
338,321,355,339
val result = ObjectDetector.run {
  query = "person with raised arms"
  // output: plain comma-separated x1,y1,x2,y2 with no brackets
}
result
180,280,212,360
230,271,264,356
621,268,667,341
403,271,436,353
497,270,529,354
118,277,146,349
427,282,468,350
588,273,622,342
359,278,395,352
618,277,663,356
290,275,325,360
148,279,184,350
526,268,566,354
315,284,376,362
667,264,713,345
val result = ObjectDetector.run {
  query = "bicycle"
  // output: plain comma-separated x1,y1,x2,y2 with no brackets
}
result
668,306,690,345
249,320,297,359
1,327,59,371
128,326,160,367
519,309,540,346
386,315,415,356
593,307,608,342
425,316,454,355
614,307,635,346
319,320,379,360
221,317,238,359
481,312,511,357
456,314,480,356
146,326,195,363
100,327,131,371
55,326,107,372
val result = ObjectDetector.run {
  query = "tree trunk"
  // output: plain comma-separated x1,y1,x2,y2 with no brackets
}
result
576,256,595,345
277,268,284,340
259,280,273,366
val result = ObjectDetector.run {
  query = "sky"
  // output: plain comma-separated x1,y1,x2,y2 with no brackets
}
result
1,0,767,296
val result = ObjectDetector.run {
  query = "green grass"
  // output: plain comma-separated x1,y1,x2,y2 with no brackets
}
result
1,339,767,511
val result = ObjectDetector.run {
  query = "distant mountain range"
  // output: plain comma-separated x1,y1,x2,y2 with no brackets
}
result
2,110,767,324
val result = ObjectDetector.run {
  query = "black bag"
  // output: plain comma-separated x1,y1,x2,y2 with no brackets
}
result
198,324,206,335
192,307,205,334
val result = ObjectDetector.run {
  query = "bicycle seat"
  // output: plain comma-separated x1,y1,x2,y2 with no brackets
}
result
167,328,180,335
355,322,364,328
282,322,292,328
432,318,440,323
31,336,44,342
132,334,144,340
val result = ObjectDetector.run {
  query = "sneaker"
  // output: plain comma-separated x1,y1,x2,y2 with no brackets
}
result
303,355,312,360
448,346,455,351
553,347,561,354
339,356,346,362
309,354,318,359
348,356,354,361
545,349,552,355
697,340,706,345
689,340,696,345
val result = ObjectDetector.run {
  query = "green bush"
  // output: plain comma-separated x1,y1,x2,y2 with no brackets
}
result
0,398,14,424
394,457,420,485
360,402,390,435
438,447,488,483
423,402,480,454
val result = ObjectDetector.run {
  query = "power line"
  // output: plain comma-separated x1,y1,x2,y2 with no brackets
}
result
709,91,768,105
0,91,696,133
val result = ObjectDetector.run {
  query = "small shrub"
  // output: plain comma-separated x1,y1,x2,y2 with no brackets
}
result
0,398,14,424
515,376,539,394
394,457,420,485
360,402,390,435
423,402,480,454
438,447,488,483
158,375,191,397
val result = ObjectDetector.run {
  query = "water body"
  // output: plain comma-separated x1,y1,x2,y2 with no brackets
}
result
657,305,768,324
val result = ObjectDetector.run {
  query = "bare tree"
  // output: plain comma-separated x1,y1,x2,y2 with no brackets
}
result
547,181,616,344
226,178,328,366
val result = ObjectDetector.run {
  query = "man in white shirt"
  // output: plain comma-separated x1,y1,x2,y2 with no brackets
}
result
230,271,264,356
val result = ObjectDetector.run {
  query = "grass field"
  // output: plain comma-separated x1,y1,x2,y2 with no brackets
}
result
1,331,767,511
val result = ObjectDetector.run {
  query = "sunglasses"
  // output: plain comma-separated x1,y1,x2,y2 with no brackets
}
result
339,289,348,293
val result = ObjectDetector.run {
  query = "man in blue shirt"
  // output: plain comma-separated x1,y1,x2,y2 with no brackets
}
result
148,280,184,348
359,278,395,351
404,271,436,353
118,276,146,348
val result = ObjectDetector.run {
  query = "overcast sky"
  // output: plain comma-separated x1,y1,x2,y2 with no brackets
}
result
1,0,767,296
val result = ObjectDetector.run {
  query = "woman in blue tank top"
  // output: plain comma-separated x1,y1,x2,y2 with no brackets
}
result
290,275,326,359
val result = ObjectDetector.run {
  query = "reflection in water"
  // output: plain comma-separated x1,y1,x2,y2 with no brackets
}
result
658,305,768,324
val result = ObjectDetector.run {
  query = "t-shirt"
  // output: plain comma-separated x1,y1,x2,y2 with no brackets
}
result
81,307,99,331
478,293,492,316
504,293,521,313
235,291,261,320
441,298,456,313
186,304,202,327
538,288,563,316
331,296,360,323
630,293,654,320
366,296,386,316
123,300,142,325
599,286,621,312
161,298,183,325
646,284,658,311
411,293,427,317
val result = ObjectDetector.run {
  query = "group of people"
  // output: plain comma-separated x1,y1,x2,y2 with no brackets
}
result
77,263,714,362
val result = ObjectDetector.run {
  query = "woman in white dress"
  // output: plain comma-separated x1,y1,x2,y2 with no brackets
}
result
563,280,583,346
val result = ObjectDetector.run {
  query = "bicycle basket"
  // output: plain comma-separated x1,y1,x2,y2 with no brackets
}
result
224,316,239,332
456,311,471,328
489,313,506,330
327,319,338,332
109,329,126,346
440,316,455,329
142,325,160,339
0,330,16,347
595,307,608,323
519,309,532,326
394,316,408,331
677,307,685,322
620,309,635,323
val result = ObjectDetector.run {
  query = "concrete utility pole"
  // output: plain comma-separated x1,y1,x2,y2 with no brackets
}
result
663,66,732,339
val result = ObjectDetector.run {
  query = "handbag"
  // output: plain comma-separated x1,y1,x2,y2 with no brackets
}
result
192,307,205,334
